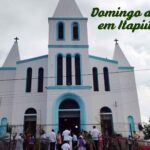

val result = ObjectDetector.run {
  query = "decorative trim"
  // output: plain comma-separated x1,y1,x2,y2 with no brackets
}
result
48,17,88,21
0,67,16,70
118,66,134,70
89,55,118,64
48,45,89,48
59,109,80,112
17,55,48,64
47,85,92,90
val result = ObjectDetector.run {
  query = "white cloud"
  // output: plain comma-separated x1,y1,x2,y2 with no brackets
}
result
138,85,150,122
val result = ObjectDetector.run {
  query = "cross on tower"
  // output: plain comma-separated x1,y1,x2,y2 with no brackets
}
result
114,38,119,44
14,37,19,42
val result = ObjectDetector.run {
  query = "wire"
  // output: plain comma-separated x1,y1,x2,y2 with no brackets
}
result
0,68,148,105
0,68,150,82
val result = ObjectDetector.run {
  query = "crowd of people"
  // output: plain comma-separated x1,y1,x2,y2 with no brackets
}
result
13,126,140,150
14,126,101,150
39,126,100,150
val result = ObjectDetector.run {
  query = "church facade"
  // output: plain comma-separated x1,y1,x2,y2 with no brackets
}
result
0,0,141,137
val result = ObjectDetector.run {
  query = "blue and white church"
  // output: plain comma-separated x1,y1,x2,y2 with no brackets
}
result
0,0,141,137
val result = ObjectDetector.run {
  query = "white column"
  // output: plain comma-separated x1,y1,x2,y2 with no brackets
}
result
72,56,75,85
63,56,66,85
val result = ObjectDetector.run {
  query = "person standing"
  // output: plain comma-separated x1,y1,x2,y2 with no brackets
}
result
49,129,56,150
15,133,23,150
56,131,62,150
91,126,100,150
62,128,71,142
27,134,35,150
127,135,133,150
68,134,73,150
77,135,86,150
72,133,78,150
40,130,47,150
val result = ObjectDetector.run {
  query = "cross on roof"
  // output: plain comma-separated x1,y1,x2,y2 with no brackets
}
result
14,37,19,42
114,38,119,44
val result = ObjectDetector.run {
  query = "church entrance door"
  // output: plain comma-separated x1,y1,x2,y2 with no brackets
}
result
59,99,80,134
24,108,37,136
100,107,113,136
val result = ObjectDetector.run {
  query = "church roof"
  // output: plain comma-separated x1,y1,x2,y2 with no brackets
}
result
53,0,83,18
3,40,20,67
113,42,130,66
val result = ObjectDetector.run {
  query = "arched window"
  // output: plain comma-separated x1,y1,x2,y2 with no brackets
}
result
75,54,81,85
25,108,37,114
72,22,79,40
100,107,112,113
26,68,32,92
57,54,63,85
66,54,72,85
128,116,135,134
103,67,110,91
38,68,44,92
57,22,64,40
92,67,99,91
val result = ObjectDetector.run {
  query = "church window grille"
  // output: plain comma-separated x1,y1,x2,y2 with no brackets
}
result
92,67,99,91
75,54,81,85
100,107,112,113
38,68,44,92
59,99,79,109
57,22,64,40
72,22,79,40
57,54,63,85
103,67,110,91
26,67,32,92
66,54,72,85
25,108,37,114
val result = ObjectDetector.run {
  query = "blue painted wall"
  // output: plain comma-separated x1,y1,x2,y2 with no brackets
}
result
0,118,8,138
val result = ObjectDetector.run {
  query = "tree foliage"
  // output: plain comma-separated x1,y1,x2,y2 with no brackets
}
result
143,119,150,140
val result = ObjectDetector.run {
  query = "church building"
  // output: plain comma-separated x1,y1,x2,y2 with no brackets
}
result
0,0,141,137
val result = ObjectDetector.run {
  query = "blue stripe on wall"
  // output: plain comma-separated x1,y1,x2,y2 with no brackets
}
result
118,66,134,70
89,55,118,64
48,17,88,21
17,55,48,64
47,85,92,90
48,45,89,48
0,67,16,70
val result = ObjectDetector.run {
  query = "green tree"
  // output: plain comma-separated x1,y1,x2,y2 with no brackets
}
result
143,119,150,140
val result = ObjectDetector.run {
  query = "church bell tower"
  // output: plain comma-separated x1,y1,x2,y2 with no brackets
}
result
47,0,90,86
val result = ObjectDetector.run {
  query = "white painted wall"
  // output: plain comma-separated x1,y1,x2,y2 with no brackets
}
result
0,70,16,123
11,58,48,133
